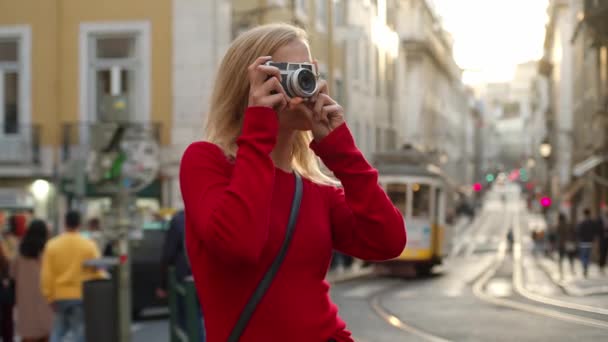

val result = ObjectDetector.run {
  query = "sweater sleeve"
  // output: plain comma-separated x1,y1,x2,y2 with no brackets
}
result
179,106,279,265
310,123,406,260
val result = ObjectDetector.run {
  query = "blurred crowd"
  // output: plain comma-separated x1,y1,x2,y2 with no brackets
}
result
534,208,608,278
0,211,105,342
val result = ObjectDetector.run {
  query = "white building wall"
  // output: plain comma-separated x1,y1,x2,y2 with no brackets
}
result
553,3,576,188
166,0,231,208
339,0,397,159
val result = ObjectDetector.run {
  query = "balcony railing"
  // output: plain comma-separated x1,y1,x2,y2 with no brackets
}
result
0,124,41,165
61,121,162,162
584,0,608,42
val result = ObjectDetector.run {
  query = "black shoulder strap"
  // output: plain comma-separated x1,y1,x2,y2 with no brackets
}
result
227,172,303,342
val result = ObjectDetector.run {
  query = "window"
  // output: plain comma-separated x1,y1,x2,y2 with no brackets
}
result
334,78,344,107
375,47,382,96
334,0,345,26
89,35,139,122
81,22,150,125
366,123,372,153
2,71,18,134
316,0,327,30
0,29,29,137
386,183,407,216
375,126,382,152
268,0,286,6
385,128,396,150
412,184,431,217
295,0,307,16
352,41,360,81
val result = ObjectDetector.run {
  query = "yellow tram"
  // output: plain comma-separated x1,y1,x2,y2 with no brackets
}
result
373,150,451,276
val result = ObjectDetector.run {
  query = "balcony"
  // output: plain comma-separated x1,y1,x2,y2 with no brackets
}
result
584,0,608,43
60,121,163,198
0,124,41,166
61,121,161,163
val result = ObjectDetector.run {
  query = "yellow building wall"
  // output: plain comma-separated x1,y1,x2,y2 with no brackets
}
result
0,0,172,146
0,0,59,146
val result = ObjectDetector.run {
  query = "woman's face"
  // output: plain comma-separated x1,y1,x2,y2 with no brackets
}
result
272,39,316,131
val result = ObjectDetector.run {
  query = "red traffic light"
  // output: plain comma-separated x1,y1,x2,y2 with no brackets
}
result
540,197,552,207
473,183,482,192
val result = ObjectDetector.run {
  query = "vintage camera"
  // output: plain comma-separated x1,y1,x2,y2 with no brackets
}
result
264,61,318,98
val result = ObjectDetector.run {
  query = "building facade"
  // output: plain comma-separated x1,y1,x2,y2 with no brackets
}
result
389,0,471,186
0,0,231,223
543,0,577,200
543,0,608,218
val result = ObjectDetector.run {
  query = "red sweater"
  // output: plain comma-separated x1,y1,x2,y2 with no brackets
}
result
180,106,406,342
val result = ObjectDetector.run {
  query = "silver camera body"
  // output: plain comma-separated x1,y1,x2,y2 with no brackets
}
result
264,61,318,98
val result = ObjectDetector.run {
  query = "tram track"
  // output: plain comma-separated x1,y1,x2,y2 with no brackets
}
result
367,282,453,342
361,198,511,341
472,201,608,331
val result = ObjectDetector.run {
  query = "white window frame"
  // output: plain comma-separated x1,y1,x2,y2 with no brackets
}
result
267,0,286,6
315,0,327,33
0,25,31,138
295,0,308,21
79,21,151,128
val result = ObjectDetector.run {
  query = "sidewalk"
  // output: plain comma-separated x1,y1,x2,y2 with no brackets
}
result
537,256,608,296
326,260,375,284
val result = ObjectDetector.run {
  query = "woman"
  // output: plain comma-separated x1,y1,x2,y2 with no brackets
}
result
11,219,53,342
180,23,406,342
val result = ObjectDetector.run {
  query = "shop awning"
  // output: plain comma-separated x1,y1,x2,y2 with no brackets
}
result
561,178,586,201
572,155,608,177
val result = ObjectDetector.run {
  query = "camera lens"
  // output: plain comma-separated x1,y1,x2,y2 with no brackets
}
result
289,68,317,97
297,69,316,93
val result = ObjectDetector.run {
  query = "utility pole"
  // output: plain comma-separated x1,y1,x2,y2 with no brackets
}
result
114,173,132,342
87,120,160,342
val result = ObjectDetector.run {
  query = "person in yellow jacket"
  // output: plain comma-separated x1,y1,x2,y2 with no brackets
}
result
41,210,105,342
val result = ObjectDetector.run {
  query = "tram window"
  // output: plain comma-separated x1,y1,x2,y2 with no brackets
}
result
412,184,431,217
386,183,406,216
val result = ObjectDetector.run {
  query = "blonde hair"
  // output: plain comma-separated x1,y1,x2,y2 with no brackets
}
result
205,23,335,184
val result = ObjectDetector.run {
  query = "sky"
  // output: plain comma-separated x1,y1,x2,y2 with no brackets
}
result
432,0,549,85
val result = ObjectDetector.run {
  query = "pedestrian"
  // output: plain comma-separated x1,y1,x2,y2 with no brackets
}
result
599,208,608,275
0,234,15,342
506,229,514,253
0,214,24,341
41,210,106,342
157,209,205,341
11,219,53,342
180,23,406,341
575,208,601,278
85,217,106,253
1,214,24,261
556,213,576,275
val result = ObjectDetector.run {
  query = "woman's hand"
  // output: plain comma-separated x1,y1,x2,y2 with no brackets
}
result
247,56,289,111
310,79,345,142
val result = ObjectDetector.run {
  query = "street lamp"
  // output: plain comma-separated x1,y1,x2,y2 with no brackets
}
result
539,142,552,159
31,179,50,201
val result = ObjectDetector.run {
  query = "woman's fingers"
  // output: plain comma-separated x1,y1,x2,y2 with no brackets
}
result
321,104,342,121
260,77,287,97
256,65,282,82
247,56,273,87
288,97,304,109
311,79,328,103
313,93,335,116
266,93,288,111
